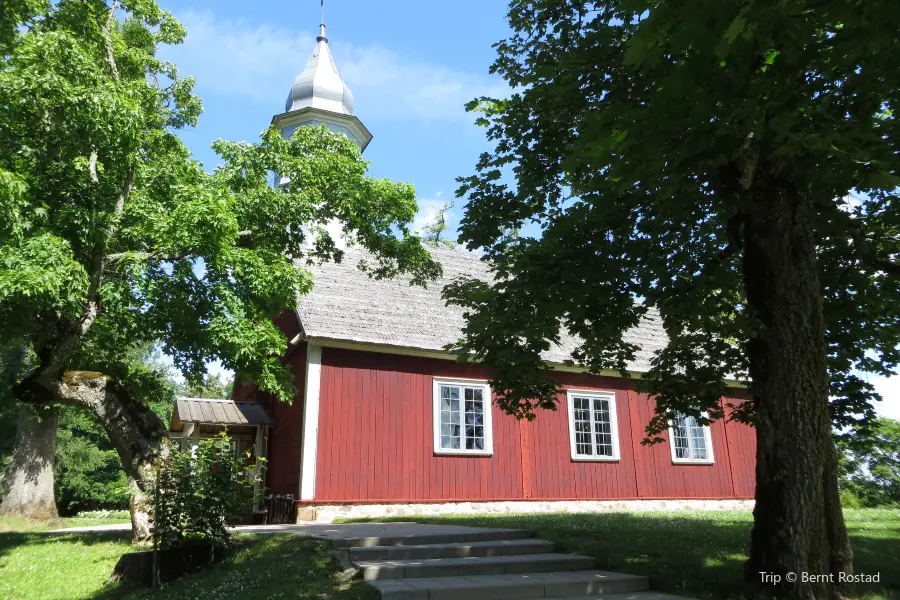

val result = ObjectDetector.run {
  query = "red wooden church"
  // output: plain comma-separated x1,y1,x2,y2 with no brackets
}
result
231,246,756,521
222,20,756,521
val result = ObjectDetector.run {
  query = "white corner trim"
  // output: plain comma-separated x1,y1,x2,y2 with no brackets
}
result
432,377,494,457
299,344,323,500
668,412,716,465
565,389,621,461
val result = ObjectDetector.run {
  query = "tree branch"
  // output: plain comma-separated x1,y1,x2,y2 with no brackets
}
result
105,250,191,263
103,2,120,82
851,226,900,276
718,213,746,260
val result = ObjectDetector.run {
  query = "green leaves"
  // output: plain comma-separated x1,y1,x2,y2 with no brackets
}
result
451,0,900,437
0,234,88,320
154,433,261,549
1,3,437,409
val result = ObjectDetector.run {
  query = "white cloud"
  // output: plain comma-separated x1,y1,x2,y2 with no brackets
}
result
161,11,506,123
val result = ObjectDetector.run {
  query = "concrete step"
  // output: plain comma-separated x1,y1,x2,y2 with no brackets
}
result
357,553,596,581
350,539,556,561
331,528,536,549
370,570,649,600
529,594,693,600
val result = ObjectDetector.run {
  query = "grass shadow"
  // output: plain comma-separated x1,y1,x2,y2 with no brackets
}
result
91,534,377,600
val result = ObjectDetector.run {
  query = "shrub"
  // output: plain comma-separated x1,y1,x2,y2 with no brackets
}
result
839,488,864,509
153,432,262,550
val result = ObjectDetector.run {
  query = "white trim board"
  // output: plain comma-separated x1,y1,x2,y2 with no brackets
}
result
300,334,747,389
299,344,323,500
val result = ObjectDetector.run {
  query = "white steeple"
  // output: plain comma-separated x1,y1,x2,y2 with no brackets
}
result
284,23,355,116
272,7,372,152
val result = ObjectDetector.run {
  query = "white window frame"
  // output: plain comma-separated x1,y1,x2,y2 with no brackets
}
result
566,389,621,461
668,411,715,465
432,377,494,457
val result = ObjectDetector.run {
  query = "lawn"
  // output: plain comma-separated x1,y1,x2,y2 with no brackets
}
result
0,520,375,600
345,509,900,600
0,516,130,533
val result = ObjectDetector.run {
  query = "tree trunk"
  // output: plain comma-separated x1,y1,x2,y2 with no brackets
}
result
741,182,853,600
0,405,61,524
18,371,168,543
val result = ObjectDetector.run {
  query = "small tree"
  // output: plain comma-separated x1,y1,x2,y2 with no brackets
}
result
422,201,457,249
153,433,258,552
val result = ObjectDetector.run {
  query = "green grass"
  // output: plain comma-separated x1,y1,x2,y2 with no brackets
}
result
0,516,130,533
344,508,900,600
0,530,132,599
0,525,375,600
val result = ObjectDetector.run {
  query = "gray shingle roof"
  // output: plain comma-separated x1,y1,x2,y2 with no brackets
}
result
174,398,275,427
296,246,667,373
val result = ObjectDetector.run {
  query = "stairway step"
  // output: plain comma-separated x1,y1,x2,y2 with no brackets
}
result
370,570,649,600
332,528,535,549
524,594,693,600
351,539,556,561
357,553,595,581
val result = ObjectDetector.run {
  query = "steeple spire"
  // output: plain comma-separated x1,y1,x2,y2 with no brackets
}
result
272,3,372,152
317,0,327,42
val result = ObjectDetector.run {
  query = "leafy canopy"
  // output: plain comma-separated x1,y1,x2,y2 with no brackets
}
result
838,418,900,507
0,0,438,402
446,0,899,435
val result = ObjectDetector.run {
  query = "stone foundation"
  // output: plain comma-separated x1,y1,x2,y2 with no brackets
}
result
299,499,755,523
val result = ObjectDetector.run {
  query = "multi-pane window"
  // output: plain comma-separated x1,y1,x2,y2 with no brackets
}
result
567,391,620,460
433,379,493,455
669,412,714,463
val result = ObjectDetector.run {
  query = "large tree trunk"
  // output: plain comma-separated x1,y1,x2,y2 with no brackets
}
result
741,182,853,600
18,371,168,544
0,405,61,524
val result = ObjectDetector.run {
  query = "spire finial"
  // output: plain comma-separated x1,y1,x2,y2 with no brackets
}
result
317,0,327,42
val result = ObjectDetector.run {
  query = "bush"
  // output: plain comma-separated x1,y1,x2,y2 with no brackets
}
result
839,487,864,509
153,432,262,550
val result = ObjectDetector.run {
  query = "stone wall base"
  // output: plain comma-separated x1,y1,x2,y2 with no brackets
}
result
299,499,755,523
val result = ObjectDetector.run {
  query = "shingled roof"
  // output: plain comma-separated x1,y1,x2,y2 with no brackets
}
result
296,246,668,373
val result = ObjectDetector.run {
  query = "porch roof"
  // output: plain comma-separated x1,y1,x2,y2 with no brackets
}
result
172,398,275,429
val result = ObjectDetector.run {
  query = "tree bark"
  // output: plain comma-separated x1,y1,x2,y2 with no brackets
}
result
0,405,61,524
741,181,853,600
18,371,168,543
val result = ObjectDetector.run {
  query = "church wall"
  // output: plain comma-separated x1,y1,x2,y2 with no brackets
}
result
304,345,756,504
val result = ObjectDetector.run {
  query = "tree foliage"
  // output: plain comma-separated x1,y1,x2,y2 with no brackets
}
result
176,372,233,400
0,0,437,403
447,1,898,596
446,0,899,436
0,0,437,539
422,201,457,249
839,417,900,507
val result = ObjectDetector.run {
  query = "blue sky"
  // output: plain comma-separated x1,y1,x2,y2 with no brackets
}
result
156,0,510,234
155,1,899,420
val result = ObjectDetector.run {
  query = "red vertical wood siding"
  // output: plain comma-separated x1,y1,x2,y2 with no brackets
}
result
723,399,757,498
313,348,524,501
265,341,307,496
294,346,757,502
